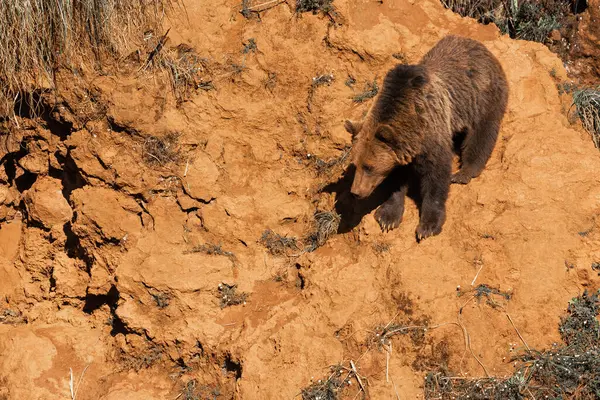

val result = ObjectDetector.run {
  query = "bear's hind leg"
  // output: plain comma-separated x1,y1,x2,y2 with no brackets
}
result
415,151,451,241
375,184,408,232
452,114,501,185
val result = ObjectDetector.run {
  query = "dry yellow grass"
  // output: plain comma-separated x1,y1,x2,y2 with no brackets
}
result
0,1,171,118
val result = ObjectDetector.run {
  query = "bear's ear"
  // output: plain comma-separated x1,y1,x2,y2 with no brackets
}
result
410,73,428,89
408,66,428,89
374,124,396,147
344,120,362,139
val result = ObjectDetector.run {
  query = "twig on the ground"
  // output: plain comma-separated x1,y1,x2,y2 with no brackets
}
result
350,360,366,393
471,264,484,286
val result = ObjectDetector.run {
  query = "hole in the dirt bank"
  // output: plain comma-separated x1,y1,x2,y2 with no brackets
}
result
47,117,73,141
64,222,93,273
196,341,205,356
176,357,192,372
295,263,306,290
15,171,37,192
83,285,119,314
49,269,56,292
110,313,129,336
107,117,138,136
82,285,132,337
572,0,587,14
222,353,242,380
54,152,87,199
13,90,48,119
2,155,17,183
13,91,74,140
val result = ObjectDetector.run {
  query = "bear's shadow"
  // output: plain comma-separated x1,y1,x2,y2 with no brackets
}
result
322,164,421,233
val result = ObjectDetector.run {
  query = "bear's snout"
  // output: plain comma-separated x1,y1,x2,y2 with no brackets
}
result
350,179,372,199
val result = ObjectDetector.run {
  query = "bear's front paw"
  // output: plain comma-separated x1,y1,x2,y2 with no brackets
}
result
415,219,443,242
451,170,473,185
375,203,404,232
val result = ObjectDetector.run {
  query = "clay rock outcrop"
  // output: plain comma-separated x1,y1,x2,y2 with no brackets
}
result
23,177,72,229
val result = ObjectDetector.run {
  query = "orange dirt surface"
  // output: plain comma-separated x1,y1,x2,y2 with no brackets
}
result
1,0,600,399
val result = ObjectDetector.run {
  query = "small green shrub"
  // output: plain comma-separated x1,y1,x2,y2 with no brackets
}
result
440,0,569,43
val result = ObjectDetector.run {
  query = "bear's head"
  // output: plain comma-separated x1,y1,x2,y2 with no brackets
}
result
345,65,428,199
344,121,405,198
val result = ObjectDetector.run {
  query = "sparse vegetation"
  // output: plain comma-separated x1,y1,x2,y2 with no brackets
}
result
509,1,562,42
300,363,367,400
307,73,335,111
260,229,300,255
151,292,170,309
161,44,213,103
310,146,352,176
264,72,278,91
304,210,341,252
218,283,248,308
557,81,579,95
425,290,600,399
353,79,379,103
345,75,356,88
559,290,599,348
0,308,27,324
301,366,349,400
312,73,335,87
141,34,214,104
121,345,163,371
392,52,408,63
440,0,568,43
180,379,221,400
142,132,181,166
372,241,391,254
572,86,600,148
187,243,235,258
456,283,512,309
0,0,171,118
296,0,335,14
242,38,257,54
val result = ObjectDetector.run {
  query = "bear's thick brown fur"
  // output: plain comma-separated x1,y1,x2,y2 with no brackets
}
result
344,35,508,240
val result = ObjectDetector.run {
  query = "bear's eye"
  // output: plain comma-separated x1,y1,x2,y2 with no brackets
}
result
362,164,374,174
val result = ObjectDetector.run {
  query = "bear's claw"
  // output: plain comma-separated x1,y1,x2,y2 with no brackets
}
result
375,203,404,232
451,170,473,185
415,220,443,242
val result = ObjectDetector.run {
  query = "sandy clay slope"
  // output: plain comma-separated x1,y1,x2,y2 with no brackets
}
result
1,0,600,399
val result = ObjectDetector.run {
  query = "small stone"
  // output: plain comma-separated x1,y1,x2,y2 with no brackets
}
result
23,177,72,228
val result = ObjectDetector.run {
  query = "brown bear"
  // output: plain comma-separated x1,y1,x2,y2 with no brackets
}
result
344,35,508,241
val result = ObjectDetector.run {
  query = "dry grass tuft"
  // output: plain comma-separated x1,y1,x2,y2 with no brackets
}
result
142,132,181,166
161,44,213,103
301,364,355,400
296,0,335,14
0,0,171,118
305,211,341,252
140,34,213,104
353,79,379,103
572,86,600,149
0,308,27,324
187,243,234,257
260,229,300,256
218,283,248,308
425,290,600,399
120,345,163,371
440,0,567,43
180,379,221,400
310,146,352,177
372,241,391,254
242,38,258,54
